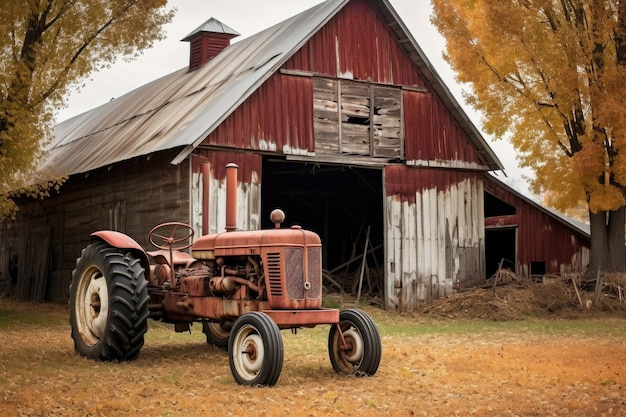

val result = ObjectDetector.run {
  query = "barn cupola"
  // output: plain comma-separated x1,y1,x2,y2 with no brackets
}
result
181,18,240,71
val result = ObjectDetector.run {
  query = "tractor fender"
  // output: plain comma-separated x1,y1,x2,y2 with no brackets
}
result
90,231,151,281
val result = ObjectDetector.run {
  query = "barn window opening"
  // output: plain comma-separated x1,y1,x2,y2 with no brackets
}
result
530,261,546,276
347,115,369,125
313,77,403,159
484,191,516,217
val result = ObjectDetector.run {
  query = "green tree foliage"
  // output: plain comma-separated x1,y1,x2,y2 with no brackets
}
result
0,0,174,218
431,0,626,272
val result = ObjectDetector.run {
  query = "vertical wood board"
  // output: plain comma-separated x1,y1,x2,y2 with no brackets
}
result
384,165,485,310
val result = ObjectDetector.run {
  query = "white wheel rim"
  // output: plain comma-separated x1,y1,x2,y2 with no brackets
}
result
342,327,364,363
233,325,265,381
75,265,109,346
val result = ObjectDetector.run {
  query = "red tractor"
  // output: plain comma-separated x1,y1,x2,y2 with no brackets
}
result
69,163,381,386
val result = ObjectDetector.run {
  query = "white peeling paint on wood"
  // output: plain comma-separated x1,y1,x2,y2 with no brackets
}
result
191,171,261,237
191,171,203,238
406,159,489,171
385,176,485,311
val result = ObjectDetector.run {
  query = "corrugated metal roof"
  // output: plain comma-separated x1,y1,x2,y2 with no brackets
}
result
45,0,502,178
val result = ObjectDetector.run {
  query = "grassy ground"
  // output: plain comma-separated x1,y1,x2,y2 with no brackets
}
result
1,297,625,416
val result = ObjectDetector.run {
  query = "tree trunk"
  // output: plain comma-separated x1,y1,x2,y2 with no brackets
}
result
588,206,626,274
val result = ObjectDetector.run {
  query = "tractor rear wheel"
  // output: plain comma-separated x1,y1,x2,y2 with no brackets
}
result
202,321,232,349
328,308,381,376
69,241,149,361
228,312,283,386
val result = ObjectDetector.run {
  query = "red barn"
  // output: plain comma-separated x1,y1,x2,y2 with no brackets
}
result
483,175,590,279
0,0,589,310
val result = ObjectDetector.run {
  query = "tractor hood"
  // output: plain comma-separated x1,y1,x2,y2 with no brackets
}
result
191,226,322,260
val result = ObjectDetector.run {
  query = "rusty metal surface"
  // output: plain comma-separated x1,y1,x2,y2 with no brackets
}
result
159,294,270,321
179,274,210,297
261,309,340,327
191,228,322,254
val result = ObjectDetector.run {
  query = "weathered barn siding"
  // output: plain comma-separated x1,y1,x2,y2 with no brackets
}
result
191,151,262,236
312,77,404,158
0,151,190,302
205,73,314,155
384,165,484,310
283,0,426,86
403,90,486,169
483,176,589,276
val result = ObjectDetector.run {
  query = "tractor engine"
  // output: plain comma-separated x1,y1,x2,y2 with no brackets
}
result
145,163,324,325
150,255,265,299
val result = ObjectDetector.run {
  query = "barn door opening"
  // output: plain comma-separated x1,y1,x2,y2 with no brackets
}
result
261,157,384,297
484,190,517,278
485,227,517,279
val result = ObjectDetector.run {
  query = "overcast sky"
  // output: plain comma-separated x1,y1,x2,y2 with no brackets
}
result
57,0,534,197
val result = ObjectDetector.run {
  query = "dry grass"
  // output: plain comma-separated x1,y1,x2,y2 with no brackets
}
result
1,296,626,417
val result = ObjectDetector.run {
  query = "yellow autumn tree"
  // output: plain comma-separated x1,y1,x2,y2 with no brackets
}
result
0,0,174,219
432,0,626,273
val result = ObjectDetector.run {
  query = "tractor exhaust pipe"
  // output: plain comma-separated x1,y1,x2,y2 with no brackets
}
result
225,163,238,232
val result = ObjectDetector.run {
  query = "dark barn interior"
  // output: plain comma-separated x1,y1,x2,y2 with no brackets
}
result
261,158,384,293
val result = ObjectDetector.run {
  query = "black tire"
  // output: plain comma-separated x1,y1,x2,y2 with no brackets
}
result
328,308,381,376
228,312,283,386
69,241,150,361
202,321,232,350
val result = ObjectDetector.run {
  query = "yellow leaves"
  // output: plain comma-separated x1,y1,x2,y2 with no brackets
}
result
432,0,626,215
588,183,625,213
571,139,605,182
0,0,174,220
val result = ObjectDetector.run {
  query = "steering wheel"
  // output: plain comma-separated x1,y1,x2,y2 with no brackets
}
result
148,222,194,250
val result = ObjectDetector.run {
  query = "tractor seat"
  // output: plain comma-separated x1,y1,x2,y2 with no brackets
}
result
147,249,196,267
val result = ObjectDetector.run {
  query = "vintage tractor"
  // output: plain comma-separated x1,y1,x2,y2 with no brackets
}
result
69,163,381,386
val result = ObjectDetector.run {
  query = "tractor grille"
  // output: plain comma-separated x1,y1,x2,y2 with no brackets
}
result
266,248,323,301
307,247,322,298
266,252,282,296
285,248,304,299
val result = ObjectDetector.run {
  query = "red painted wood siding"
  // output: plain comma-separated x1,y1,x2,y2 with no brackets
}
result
385,164,482,203
402,90,485,166
284,0,426,86
193,149,262,183
205,74,314,153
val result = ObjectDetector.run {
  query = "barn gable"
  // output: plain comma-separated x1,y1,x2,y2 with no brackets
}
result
203,0,499,171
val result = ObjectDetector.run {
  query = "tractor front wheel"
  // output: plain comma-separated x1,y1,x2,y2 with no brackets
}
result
328,308,381,376
69,241,149,361
228,312,283,386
